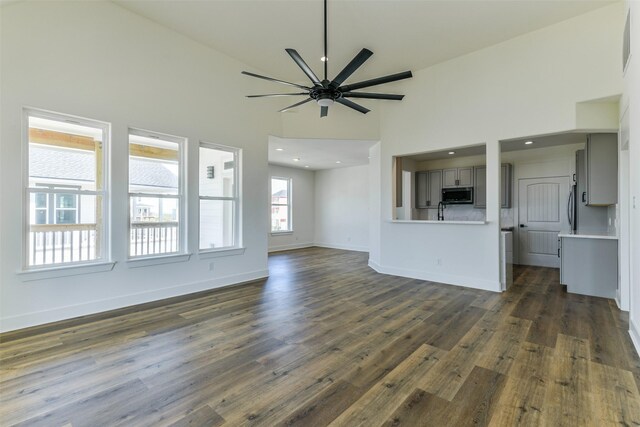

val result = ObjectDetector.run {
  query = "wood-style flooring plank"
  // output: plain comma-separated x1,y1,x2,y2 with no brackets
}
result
1,253,639,426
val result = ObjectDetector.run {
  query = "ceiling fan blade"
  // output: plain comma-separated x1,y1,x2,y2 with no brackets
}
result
342,92,404,101
330,48,373,88
279,98,313,113
336,98,370,114
242,71,311,90
321,106,328,117
339,71,413,92
247,93,309,98
285,49,322,86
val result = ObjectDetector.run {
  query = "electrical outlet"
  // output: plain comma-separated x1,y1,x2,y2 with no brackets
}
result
436,258,442,266
209,262,215,271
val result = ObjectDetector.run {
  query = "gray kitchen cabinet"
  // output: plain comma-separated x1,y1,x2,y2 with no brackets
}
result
415,172,429,208
443,167,473,188
473,164,512,208
501,163,512,208
428,170,442,207
585,133,617,206
458,167,473,186
415,170,442,208
560,236,617,299
474,166,486,208
443,168,457,188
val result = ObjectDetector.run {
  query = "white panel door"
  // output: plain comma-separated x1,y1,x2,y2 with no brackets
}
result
518,177,569,267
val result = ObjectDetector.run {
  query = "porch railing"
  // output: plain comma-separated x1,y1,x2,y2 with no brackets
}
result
29,223,98,266
28,221,180,267
129,221,179,257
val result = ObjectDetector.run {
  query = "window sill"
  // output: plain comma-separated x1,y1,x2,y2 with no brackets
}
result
127,253,192,268
271,231,293,236
18,261,116,282
199,247,246,259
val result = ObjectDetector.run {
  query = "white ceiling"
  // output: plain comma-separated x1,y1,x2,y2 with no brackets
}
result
114,0,617,84
111,0,615,170
501,132,588,152
269,135,376,170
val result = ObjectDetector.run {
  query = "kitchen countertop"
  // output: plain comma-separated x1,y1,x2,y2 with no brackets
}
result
389,220,486,225
558,232,618,240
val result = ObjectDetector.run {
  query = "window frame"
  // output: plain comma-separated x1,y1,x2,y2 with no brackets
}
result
270,176,293,233
198,141,242,253
127,127,187,259
22,108,111,270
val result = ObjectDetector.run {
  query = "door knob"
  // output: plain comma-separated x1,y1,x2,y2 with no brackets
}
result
519,224,527,228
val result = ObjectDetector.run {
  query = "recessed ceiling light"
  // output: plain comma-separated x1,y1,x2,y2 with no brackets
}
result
305,165,309,168
448,151,455,155
293,158,300,162
275,148,284,151
336,160,341,164
525,140,534,145
321,56,328,62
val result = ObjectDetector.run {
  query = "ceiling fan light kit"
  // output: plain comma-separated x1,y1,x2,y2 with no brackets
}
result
242,0,412,117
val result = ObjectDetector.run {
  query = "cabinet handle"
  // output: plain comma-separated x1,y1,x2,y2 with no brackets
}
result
558,239,561,258
582,192,587,203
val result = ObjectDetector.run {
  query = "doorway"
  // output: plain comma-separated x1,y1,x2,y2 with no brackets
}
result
517,176,570,268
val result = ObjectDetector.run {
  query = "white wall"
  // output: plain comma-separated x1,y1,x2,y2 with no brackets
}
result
268,164,315,252
624,1,640,352
0,1,281,332
370,4,624,292
315,165,369,252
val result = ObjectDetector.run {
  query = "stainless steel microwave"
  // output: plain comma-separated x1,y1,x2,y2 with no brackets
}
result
441,187,474,204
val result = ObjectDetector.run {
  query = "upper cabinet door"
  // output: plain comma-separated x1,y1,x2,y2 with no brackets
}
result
415,172,429,208
585,133,617,206
501,164,513,208
442,168,458,188
474,166,486,208
458,167,473,187
428,170,443,206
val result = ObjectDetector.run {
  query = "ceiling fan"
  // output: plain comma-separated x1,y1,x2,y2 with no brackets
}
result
242,0,412,117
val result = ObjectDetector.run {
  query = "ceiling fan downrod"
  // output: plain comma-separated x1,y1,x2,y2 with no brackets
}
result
242,0,413,117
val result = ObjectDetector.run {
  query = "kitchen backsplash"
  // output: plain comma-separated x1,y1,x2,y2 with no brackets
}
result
416,206,514,222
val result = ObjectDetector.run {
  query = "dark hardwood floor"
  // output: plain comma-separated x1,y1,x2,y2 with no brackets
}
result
1,247,640,426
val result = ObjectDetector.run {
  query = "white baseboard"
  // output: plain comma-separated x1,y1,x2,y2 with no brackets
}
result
314,242,369,253
0,269,269,333
368,260,501,293
629,318,640,357
268,242,314,253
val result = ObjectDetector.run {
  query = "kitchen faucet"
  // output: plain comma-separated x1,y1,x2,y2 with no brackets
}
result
437,201,446,221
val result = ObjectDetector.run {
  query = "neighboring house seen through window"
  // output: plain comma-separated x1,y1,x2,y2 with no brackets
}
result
199,143,240,251
271,177,292,232
128,129,185,258
25,110,109,267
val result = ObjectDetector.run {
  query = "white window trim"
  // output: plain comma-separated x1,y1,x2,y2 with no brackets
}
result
198,141,242,253
126,253,192,268
127,127,187,259
270,176,293,233
18,261,116,282
22,107,112,271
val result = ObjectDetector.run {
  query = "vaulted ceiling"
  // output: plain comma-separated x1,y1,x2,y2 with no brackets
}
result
115,0,618,84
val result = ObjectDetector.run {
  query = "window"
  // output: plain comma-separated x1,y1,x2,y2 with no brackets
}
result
199,143,240,251
25,110,109,267
271,177,291,232
128,129,185,258
34,184,81,225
